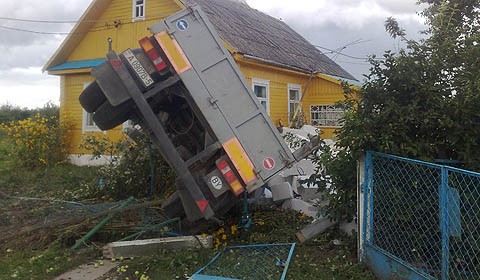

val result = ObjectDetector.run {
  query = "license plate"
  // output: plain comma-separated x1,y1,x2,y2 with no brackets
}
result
123,49,154,88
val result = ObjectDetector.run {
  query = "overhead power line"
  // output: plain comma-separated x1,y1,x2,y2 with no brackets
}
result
0,15,168,35
0,25,70,35
0,16,79,24
0,16,133,24
314,44,384,61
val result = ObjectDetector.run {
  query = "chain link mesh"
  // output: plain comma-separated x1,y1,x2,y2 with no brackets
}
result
447,170,480,279
192,243,295,280
365,152,480,279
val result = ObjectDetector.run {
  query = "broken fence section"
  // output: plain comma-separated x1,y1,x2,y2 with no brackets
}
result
191,243,296,280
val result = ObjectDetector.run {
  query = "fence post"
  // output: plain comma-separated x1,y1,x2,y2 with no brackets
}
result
360,151,372,262
440,167,449,280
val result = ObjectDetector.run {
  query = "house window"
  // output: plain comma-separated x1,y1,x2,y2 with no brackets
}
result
310,105,344,127
288,84,301,122
82,82,101,133
133,0,145,20
252,78,270,115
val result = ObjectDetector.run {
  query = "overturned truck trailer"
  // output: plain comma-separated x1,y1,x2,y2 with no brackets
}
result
79,5,318,223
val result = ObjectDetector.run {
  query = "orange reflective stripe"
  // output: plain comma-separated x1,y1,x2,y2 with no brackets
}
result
222,138,256,184
154,31,192,74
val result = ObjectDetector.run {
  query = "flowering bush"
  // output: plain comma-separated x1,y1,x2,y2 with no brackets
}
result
0,114,70,168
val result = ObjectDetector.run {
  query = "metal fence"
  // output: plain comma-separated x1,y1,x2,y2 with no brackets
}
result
361,151,480,279
191,243,296,280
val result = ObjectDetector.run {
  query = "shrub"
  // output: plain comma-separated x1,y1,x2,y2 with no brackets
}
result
0,114,69,168
79,132,176,200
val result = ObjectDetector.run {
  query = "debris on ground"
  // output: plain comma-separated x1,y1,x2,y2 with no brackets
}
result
103,235,213,259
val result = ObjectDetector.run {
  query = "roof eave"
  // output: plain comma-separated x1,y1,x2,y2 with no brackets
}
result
242,54,316,75
43,0,113,72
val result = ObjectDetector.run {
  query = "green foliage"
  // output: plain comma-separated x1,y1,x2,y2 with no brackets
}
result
306,0,480,221
0,102,59,123
0,114,70,168
304,144,358,222
79,132,176,200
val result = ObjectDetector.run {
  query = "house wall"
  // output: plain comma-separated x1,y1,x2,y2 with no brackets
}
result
67,0,182,62
60,0,183,155
62,73,125,154
57,0,346,156
237,60,344,140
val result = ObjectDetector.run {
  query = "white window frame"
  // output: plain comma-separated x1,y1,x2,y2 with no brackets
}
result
252,78,270,115
310,105,344,127
82,82,102,133
132,0,145,21
288,83,302,123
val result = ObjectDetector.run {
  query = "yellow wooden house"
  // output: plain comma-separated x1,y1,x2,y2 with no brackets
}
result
44,0,356,164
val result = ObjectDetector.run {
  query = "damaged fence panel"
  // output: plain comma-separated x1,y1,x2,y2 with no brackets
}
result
191,243,296,280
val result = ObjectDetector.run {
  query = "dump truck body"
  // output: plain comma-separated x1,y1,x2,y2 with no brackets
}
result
80,5,317,223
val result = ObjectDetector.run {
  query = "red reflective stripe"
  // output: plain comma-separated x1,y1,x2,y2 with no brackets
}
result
216,159,244,196
139,37,167,72
196,200,209,213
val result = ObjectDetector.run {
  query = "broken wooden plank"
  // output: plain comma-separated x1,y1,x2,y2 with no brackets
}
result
296,217,338,243
103,235,213,259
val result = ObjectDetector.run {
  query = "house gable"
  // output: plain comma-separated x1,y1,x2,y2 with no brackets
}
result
44,0,356,158
44,0,185,73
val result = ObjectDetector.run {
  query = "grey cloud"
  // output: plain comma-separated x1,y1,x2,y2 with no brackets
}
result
0,0,90,47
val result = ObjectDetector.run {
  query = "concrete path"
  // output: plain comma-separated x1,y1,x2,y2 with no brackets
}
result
54,260,117,280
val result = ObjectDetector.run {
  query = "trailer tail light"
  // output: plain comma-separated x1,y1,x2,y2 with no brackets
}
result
139,37,167,72
216,159,244,196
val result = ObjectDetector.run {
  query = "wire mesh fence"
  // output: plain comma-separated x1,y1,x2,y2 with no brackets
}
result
362,151,480,279
191,243,296,280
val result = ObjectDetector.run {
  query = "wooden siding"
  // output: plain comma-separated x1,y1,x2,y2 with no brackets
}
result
60,0,346,154
63,74,125,154
237,59,344,139
62,0,183,154
68,0,182,62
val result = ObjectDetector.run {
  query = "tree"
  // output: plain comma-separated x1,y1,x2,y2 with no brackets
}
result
313,0,480,220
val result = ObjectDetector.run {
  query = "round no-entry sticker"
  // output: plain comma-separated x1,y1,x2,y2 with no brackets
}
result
263,157,275,170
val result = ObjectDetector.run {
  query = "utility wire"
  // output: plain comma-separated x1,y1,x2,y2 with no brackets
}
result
0,16,133,24
0,15,167,35
0,16,79,24
0,25,70,35
314,44,384,61
0,24,109,35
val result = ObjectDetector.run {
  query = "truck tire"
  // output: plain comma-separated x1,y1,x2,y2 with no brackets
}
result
93,100,133,130
79,81,106,113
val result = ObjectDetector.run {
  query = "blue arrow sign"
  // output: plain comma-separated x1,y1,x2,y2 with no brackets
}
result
177,19,189,31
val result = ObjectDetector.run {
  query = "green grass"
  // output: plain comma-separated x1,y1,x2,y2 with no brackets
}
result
99,235,374,280
0,244,99,280
101,207,375,280
0,136,102,279
0,136,12,171
0,135,375,280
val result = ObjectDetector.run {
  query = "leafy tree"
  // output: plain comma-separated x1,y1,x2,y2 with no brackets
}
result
313,0,480,221
0,102,59,124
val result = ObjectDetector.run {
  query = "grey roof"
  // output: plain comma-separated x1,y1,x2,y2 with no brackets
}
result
181,0,356,80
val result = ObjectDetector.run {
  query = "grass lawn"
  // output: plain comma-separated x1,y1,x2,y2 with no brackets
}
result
0,135,375,280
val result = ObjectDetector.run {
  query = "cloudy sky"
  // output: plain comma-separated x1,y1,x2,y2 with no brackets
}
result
0,0,427,108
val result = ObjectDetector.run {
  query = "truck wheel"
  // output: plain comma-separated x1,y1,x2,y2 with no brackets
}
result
79,81,106,113
93,100,133,130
